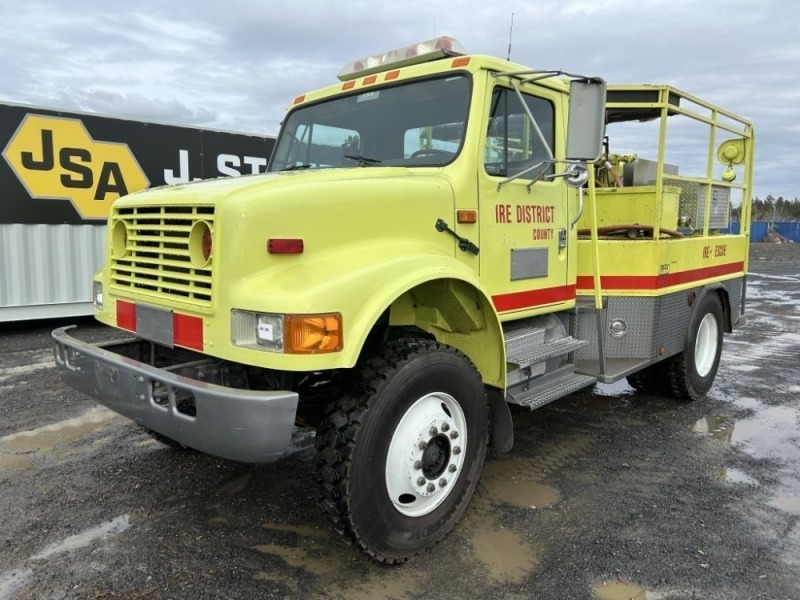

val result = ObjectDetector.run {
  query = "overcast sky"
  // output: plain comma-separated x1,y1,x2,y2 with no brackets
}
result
1,0,797,200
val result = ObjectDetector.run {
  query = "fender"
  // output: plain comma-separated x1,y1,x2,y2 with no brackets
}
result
691,283,732,334
228,239,507,387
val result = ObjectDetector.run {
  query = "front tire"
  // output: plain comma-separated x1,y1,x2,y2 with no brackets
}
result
314,339,488,563
664,292,724,401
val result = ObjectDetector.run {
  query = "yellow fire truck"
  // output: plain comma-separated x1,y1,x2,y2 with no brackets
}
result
53,37,754,563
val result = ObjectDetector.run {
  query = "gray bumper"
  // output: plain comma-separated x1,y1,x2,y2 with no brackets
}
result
52,326,299,463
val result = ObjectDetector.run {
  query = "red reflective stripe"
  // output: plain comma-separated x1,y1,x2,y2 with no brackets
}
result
173,313,204,351
492,284,576,312
576,261,745,291
117,300,136,331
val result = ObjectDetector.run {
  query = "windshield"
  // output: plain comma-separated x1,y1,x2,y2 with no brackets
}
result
268,74,471,172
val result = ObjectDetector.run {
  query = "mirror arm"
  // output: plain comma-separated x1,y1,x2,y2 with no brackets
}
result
497,159,553,191
570,186,585,229
510,80,554,162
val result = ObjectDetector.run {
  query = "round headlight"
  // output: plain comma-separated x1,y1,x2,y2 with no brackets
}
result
189,220,213,268
111,219,129,259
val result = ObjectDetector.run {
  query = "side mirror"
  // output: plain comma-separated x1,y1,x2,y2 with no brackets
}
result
566,78,607,162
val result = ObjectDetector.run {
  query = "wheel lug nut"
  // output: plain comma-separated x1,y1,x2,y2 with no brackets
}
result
439,478,447,487
453,446,461,455
427,483,436,493
418,441,428,450
429,426,438,436
441,423,450,432
450,430,459,439
414,460,423,470
448,464,457,472
417,477,426,486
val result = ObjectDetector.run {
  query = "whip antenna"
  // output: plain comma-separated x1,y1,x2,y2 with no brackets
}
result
507,12,515,60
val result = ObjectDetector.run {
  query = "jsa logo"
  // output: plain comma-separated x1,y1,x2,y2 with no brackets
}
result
2,115,148,220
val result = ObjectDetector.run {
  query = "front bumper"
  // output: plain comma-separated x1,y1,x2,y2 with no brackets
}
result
52,326,299,463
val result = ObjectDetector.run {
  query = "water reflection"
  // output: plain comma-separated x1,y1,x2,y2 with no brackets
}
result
692,415,735,442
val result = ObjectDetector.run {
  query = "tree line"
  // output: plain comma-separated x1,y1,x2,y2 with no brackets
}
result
731,196,800,222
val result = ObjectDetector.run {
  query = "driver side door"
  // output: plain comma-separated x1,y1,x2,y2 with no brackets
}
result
479,84,572,315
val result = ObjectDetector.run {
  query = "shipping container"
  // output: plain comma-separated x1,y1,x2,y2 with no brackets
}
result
0,101,275,321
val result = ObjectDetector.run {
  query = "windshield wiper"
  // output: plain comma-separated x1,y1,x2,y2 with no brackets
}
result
344,154,382,167
281,163,313,171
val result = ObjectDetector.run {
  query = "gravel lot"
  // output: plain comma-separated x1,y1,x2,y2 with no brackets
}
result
1,242,798,600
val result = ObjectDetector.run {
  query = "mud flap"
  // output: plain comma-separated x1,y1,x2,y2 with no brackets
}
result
487,388,513,453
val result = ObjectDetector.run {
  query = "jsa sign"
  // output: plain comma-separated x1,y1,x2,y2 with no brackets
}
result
0,104,275,225
4,115,149,220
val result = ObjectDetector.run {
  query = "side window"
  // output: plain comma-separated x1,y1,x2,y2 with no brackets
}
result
285,123,361,168
484,88,555,178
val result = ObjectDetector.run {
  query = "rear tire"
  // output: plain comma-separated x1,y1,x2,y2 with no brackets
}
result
664,292,724,401
627,364,665,395
314,339,488,563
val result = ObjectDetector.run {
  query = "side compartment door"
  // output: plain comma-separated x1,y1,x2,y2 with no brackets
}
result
479,84,571,314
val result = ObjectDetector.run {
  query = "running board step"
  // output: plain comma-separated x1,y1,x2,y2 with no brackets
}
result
507,370,597,411
504,324,546,359
507,336,587,370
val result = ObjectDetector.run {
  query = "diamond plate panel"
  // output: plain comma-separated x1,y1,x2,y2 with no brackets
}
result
605,297,657,359
663,179,730,229
656,289,693,356
724,277,744,325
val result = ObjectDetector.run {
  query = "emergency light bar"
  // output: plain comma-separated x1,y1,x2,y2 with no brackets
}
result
338,36,467,81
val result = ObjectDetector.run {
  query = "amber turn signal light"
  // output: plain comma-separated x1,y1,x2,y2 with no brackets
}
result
285,314,342,354
457,210,477,224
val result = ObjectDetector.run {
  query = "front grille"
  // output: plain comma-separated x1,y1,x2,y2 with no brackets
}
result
111,205,215,307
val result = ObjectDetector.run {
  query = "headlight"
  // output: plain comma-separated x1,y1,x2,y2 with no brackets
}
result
93,280,103,310
256,313,284,350
231,310,342,354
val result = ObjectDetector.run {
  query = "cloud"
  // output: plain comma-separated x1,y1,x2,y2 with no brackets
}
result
0,0,798,199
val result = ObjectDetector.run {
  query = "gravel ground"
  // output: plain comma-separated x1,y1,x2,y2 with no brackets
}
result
0,242,798,600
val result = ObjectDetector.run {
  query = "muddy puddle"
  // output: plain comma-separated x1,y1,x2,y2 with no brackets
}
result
0,351,53,384
251,542,337,576
692,405,800,462
719,467,759,486
0,454,33,473
593,580,662,600
488,479,560,508
31,514,131,560
253,522,423,599
0,407,115,453
0,569,33,600
691,393,800,520
593,379,635,397
470,526,538,584
770,494,800,516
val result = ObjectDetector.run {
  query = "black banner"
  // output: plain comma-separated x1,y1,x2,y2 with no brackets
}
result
0,103,275,224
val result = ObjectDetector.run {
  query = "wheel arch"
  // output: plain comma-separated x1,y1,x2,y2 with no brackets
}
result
375,277,506,389
693,283,732,334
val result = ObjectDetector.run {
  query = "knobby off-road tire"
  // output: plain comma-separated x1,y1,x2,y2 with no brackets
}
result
627,364,666,395
663,292,724,401
314,339,489,563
